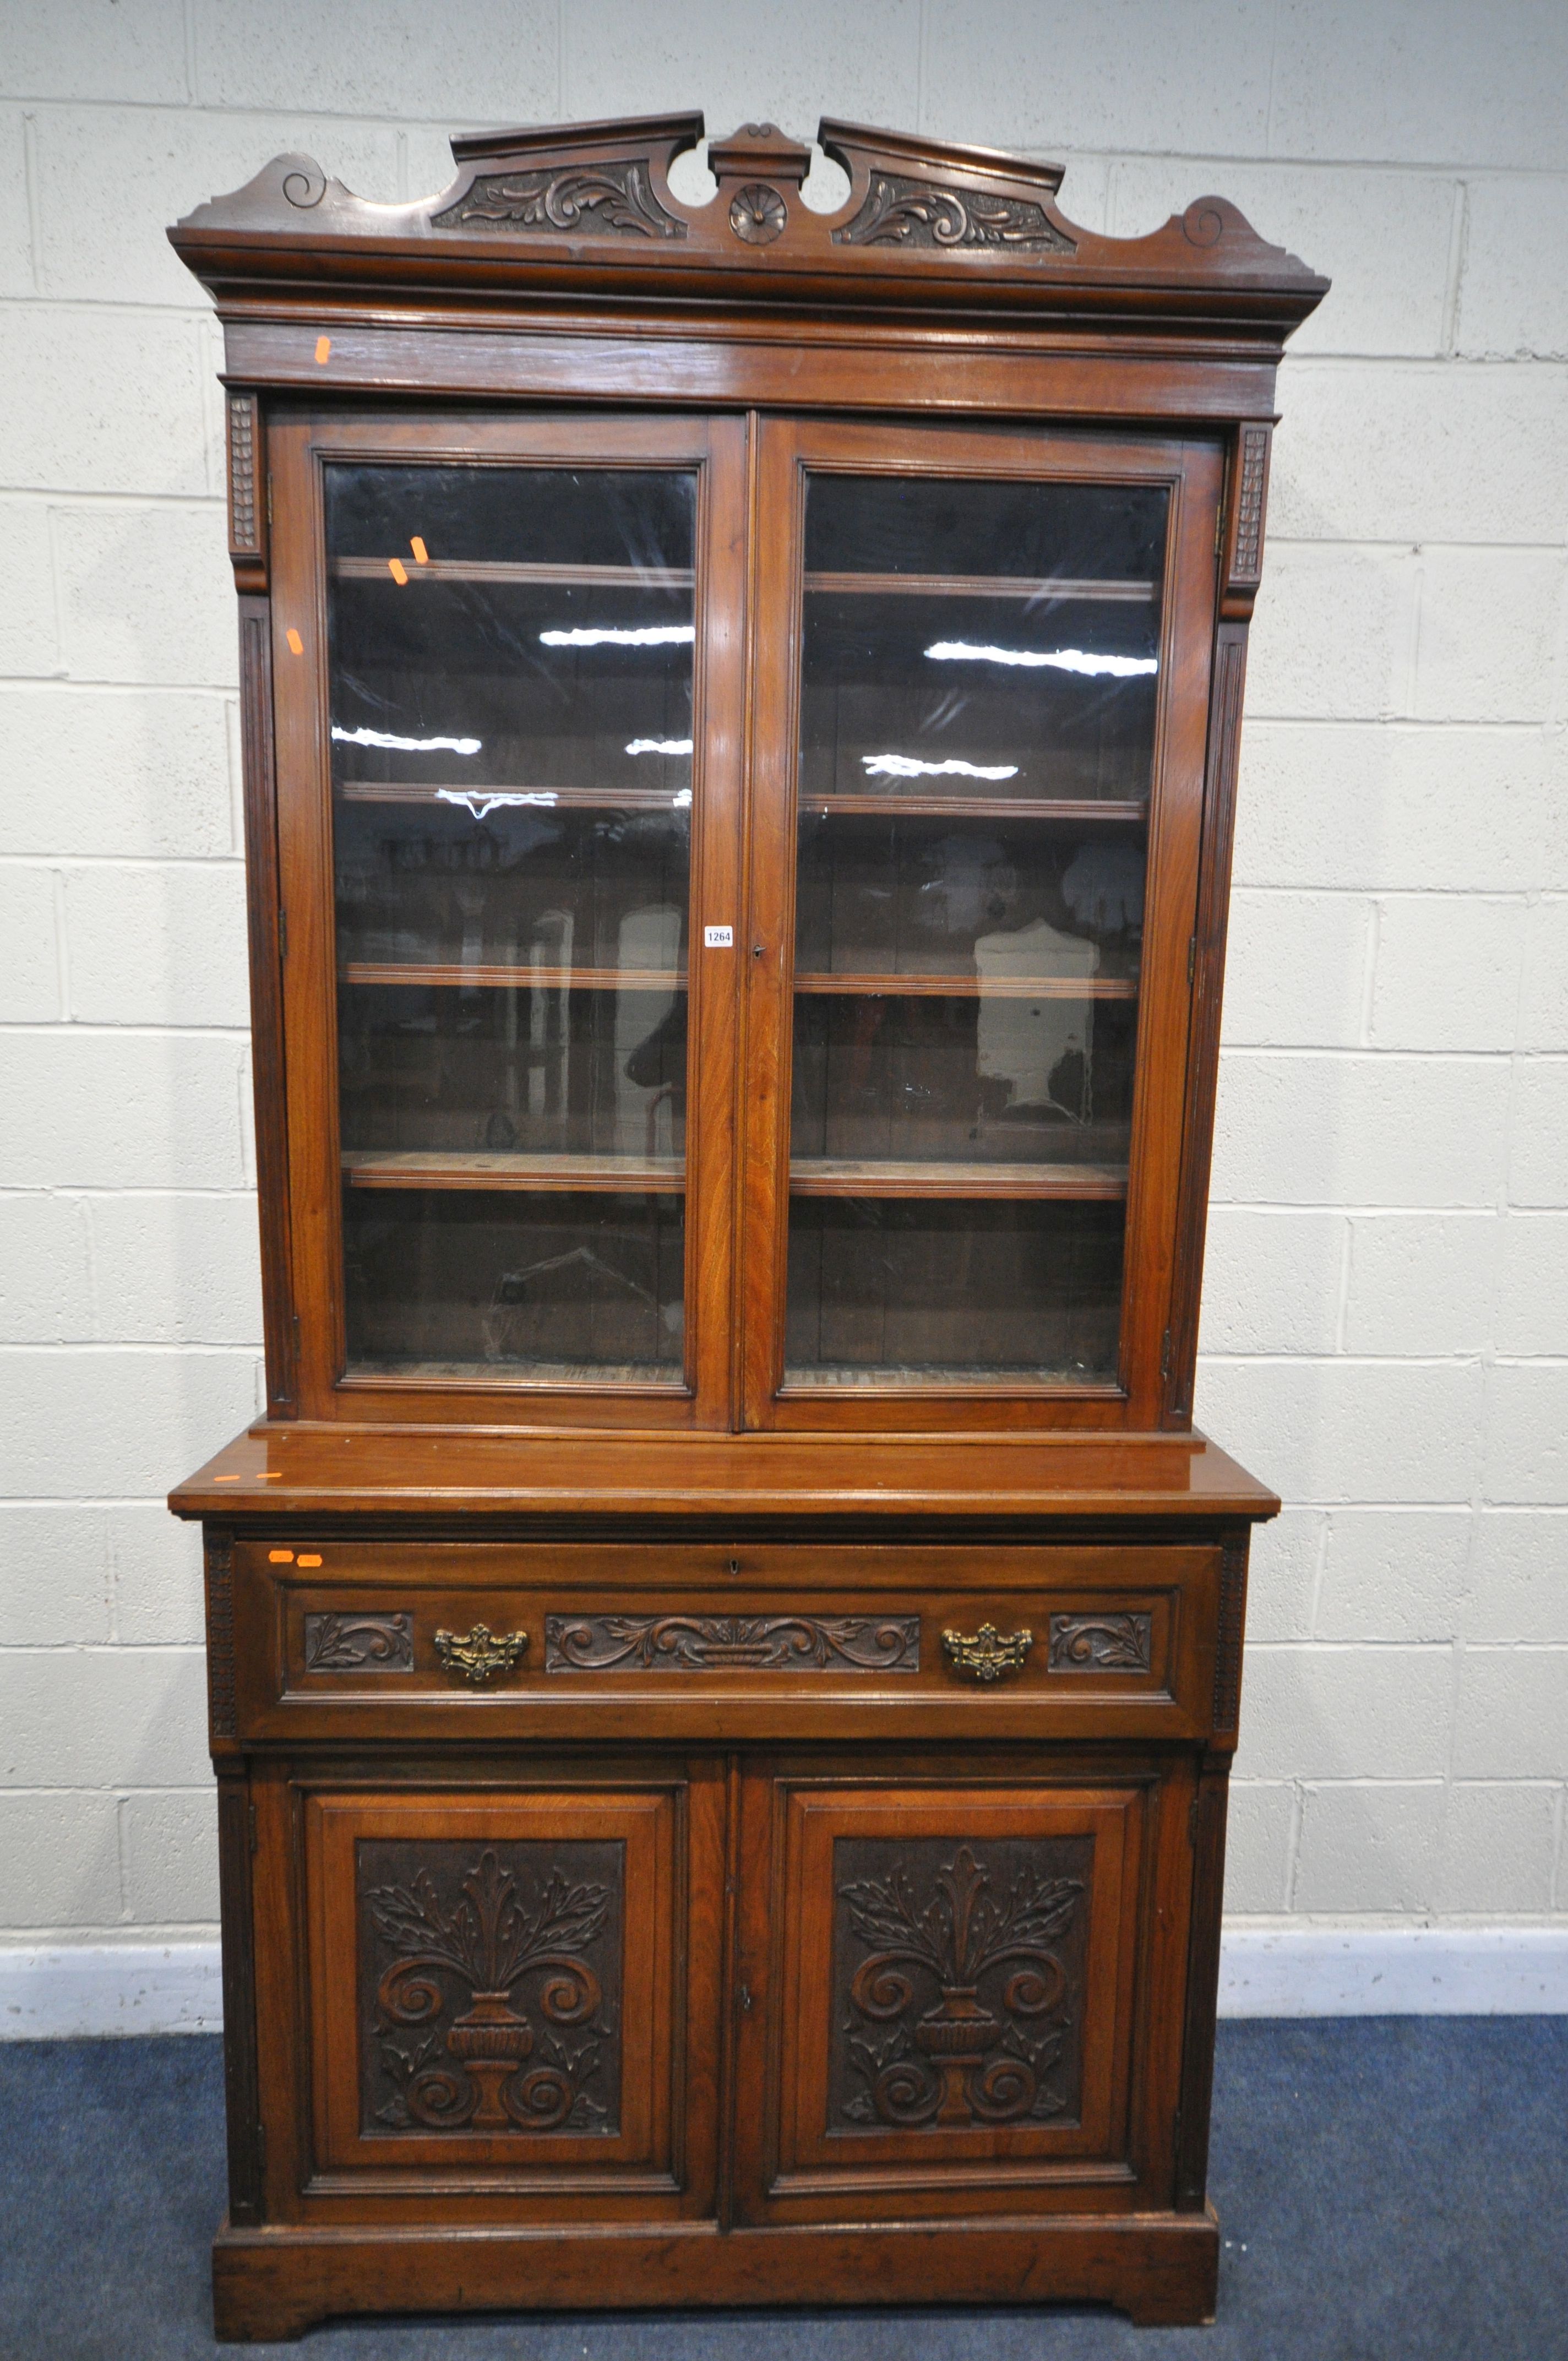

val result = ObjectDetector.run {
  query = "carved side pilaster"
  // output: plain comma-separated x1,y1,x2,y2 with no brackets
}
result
226,393,266,590
216,1764,264,2223
1221,421,1271,617
205,1528,237,1745
1212,1533,1250,1742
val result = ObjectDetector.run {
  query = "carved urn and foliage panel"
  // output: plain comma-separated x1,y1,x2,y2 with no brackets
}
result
742,1777,1145,2217
304,1788,680,2179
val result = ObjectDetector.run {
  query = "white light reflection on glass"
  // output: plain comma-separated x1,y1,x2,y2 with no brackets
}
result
863,754,1019,781
436,789,558,818
625,737,694,756
331,725,481,754
540,625,695,649
924,641,1157,678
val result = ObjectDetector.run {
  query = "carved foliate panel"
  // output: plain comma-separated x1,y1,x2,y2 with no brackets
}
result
432,163,683,239
829,1835,1091,2132
204,1531,236,1741
835,172,1075,252
1047,1612,1152,1672
546,1613,919,1672
304,1611,413,1671
356,1840,623,2136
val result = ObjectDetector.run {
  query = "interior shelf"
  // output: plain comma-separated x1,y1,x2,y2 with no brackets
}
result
793,972,1137,999
788,1157,1128,1200
339,964,687,992
797,795,1147,824
802,570,1156,602
335,782,690,813
342,1150,685,1192
331,556,694,589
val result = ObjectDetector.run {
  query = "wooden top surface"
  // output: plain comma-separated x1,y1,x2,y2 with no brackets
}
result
169,1423,1278,1525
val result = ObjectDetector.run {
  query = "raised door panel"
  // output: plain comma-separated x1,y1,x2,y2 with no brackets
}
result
733,1758,1188,2222
297,1776,711,2207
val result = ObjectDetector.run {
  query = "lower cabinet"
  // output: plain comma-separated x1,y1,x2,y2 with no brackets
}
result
244,1745,1198,2254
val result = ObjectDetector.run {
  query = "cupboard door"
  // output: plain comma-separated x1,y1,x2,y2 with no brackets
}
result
300,1777,710,2202
742,418,1224,1429
268,412,745,1427
732,1759,1182,2222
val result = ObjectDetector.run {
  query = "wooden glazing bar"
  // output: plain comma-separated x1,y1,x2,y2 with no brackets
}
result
340,964,687,991
341,1150,685,1192
788,1157,1128,1199
793,972,1137,999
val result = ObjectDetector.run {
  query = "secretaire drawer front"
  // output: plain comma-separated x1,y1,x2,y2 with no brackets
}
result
228,1539,1222,1742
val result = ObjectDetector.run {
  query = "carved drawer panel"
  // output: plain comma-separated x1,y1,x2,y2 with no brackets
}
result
732,1764,1162,2223
227,1538,1219,1743
302,1783,684,2188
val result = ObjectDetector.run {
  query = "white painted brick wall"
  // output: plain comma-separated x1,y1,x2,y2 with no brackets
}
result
0,0,1563,1954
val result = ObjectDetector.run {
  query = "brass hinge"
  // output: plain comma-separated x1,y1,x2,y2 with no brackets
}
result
277,905,287,960
266,474,273,527
255,2120,266,2169
1188,1793,1201,1847
1161,1326,1173,1385
248,1802,258,1856
1188,932,1197,986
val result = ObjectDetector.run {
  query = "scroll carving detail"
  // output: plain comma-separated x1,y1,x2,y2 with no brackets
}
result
1048,1613,1152,1672
303,1611,413,1672
546,1613,919,1672
1213,1538,1248,1733
433,164,683,240
832,1839,1087,2129
359,1841,620,2135
835,171,1075,252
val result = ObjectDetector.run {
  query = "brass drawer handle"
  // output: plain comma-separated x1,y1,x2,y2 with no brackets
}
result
941,1623,1033,1683
433,1623,528,1685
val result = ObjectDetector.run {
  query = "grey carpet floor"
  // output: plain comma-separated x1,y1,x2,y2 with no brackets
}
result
1,2020,1564,2360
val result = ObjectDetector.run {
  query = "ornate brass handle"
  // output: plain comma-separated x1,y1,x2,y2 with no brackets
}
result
941,1623,1033,1683
433,1623,529,1685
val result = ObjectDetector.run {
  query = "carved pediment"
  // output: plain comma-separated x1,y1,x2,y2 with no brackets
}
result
170,110,1327,329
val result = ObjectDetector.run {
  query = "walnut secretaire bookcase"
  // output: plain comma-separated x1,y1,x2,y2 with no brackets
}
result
167,113,1324,2340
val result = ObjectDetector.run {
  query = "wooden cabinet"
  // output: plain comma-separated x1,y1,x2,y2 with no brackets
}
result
169,108,1324,2337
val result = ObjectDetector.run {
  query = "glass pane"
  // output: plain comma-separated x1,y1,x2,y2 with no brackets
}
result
785,471,1167,1389
326,463,696,1383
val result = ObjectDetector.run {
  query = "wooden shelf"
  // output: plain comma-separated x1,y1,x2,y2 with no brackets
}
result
336,782,690,814
342,1151,684,1193
798,795,1147,824
789,1157,1128,1200
803,570,1156,603
333,557,693,590
793,972,1136,999
340,964,686,992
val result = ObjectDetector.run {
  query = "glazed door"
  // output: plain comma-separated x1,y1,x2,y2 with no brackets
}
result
268,413,746,1426
729,1755,1190,2222
742,420,1224,1429
286,1764,723,2215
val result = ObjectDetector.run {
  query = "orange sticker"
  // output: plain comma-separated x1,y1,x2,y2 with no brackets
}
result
213,1472,241,1482
257,1471,282,1481
388,557,409,585
315,335,331,365
297,1553,323,1568
285,628,303,655
410,536,429,565
268,1548,295,1564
